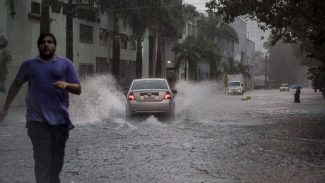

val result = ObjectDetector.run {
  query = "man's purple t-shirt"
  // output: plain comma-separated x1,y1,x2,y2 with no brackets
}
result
15,56,80,130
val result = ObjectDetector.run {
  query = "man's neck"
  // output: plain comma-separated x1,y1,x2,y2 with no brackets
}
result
40,55,55,63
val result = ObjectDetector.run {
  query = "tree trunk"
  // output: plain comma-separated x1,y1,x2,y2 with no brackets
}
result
40,0,50,34
155,31,162,78
66,0,73,61
189,62,197,81
112,14,120,82
209,60,216,79
136,36,142,78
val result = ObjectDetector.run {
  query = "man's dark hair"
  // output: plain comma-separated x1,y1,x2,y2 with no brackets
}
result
37,33,57,46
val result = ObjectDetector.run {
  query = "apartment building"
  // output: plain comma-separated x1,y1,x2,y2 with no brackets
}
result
0,0,153,105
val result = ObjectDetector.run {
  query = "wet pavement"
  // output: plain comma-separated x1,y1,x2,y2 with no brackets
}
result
0,84,325,183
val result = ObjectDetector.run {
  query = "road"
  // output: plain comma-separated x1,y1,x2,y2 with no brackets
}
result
1,80,325,183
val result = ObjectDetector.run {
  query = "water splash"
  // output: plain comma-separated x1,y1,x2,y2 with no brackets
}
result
70,75,125,125
174,80,248,123
69,77,242,126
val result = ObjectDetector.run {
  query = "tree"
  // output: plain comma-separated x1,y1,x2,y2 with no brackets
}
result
308,67,325,98
223,61,250,79
126,1,195,78
197,39,220,79
0,34,11,92
206,0,325,62
97,0,129,82
264,40,309,87
197,13,239,79
126,0,148,78
207,0,325,94
173,36,201,80
173,36,220,80
143,0,185,78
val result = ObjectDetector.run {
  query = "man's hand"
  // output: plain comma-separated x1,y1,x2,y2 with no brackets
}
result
53,81,81,95
0,109,8,122
53,81,68,89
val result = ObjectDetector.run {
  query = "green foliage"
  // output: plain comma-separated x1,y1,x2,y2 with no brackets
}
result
207,0,325,97
308,67,325,87
207,0,325,62
223,61,250,79
216,24,239,43
172,36,220,80
198,14,238,42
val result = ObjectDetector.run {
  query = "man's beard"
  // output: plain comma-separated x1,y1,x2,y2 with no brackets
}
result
39,51,55,60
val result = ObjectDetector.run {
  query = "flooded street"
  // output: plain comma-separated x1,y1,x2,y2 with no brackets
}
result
1,77,325,183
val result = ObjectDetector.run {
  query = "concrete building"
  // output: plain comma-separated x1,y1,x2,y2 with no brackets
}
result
230,19,256,90
0,0,152,105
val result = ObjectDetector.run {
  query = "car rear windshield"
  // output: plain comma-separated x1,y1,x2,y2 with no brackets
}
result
229,81,240,87
131,80,168,90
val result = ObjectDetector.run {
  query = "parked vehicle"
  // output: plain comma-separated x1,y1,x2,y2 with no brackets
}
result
227,74,244,95
124,78,177,121
279,83,289,91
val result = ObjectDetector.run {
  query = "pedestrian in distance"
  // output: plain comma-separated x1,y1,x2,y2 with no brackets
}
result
0,33,81,183
294,86,301,103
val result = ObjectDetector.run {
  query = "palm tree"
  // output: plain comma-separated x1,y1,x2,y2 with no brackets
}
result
198,13,240,79
126,0,150,78
172,36,201,80
198,39,220,79
126,1,192,78
143,0,185,78
223,61,251,79
97,0,129,82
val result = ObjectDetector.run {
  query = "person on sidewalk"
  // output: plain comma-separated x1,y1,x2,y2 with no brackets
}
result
0,33,81,183
294,86,301,103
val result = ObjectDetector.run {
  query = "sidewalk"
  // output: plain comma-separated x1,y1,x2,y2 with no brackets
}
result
0,106,35,183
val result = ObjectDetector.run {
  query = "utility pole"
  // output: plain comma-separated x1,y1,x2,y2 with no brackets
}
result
264,52,268,89
40,0,50,34
66,0,73,61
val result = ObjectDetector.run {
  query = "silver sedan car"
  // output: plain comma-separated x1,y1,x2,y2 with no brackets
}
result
125,78,177,121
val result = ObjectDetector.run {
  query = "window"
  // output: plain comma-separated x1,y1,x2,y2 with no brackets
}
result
80,24,93,44
96,57,109,74
99,28,108,45
79,64,94,78
51,1,62,13
31,1,41,15
187,23,192,36
120,34,128,49
129,36,136,50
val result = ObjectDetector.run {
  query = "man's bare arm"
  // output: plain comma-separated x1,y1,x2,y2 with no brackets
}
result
53,81,81,95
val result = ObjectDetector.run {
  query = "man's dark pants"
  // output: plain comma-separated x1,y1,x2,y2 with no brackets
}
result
27,121,69,183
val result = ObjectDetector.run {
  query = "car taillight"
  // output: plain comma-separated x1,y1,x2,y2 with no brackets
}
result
164,91,172,100
128,92,136,100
